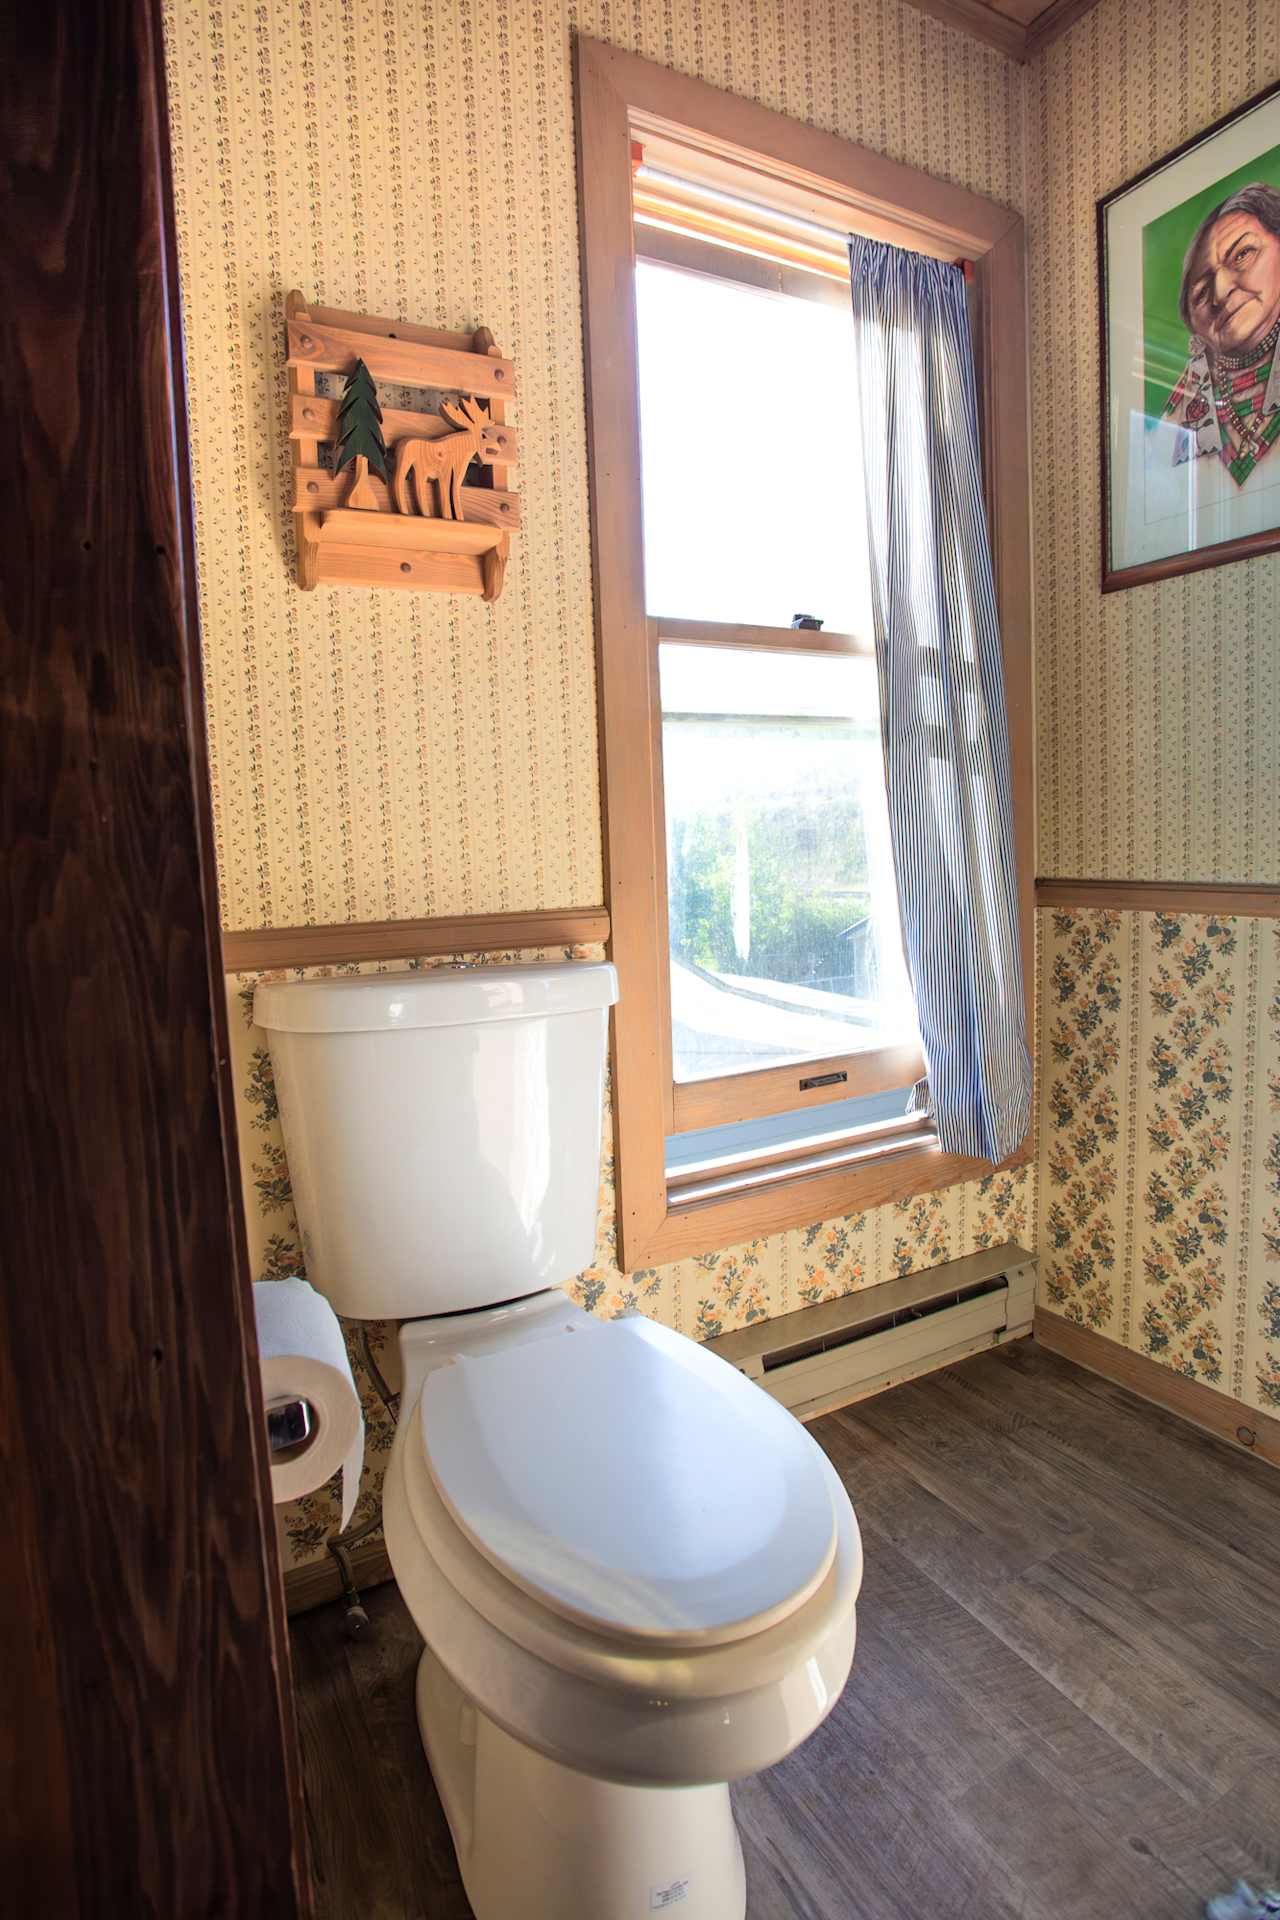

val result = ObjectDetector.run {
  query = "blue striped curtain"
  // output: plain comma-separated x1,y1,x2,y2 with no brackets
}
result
848,236,1031,1164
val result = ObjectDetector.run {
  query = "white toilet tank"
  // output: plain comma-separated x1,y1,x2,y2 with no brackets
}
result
253,962,618,1319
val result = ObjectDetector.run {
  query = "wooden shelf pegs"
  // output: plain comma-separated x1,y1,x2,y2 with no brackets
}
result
285,291,519,600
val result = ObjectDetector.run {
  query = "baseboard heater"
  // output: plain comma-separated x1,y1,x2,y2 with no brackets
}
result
706,1243,1037,1423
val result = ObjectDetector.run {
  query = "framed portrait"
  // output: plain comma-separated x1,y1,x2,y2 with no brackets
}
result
1098,81,1280,591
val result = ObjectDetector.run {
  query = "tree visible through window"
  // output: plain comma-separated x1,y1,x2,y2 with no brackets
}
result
658,642,915,1087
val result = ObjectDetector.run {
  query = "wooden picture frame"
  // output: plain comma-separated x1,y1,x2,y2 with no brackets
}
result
1098,80,1280,593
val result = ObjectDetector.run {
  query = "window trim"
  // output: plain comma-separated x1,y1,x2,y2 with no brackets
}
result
671,1047,927,1135
636,223,854,308
633,165,852,285
666,1111,935,1204
574,34,1035,1269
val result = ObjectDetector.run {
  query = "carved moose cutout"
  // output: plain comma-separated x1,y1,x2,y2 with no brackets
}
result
393,394,493,521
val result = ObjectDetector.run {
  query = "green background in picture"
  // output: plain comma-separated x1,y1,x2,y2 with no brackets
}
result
1140,136,1280,422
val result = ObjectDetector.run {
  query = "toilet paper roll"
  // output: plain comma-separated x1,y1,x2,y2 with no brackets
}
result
253,1278,365,1530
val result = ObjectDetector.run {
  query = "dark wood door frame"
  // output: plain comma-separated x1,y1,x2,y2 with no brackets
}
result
1,2,311,1911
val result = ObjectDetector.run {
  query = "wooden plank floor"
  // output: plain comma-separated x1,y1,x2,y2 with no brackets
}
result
290,1341,1280,1919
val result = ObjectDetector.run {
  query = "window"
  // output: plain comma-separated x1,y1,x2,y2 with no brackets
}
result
575,37,1033,1268
658,642,916,1097
632,248,922,1153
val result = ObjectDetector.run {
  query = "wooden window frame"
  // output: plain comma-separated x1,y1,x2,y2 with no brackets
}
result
574,35,1034,1270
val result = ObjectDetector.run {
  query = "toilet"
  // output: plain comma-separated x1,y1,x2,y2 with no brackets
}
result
255,961,862,1920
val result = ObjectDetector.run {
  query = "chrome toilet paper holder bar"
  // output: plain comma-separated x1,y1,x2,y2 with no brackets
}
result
266,1395,315,1459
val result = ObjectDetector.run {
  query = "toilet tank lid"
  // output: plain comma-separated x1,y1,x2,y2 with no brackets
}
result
254,961,618,1034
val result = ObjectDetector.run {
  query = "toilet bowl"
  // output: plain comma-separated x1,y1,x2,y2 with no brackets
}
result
382,1291,861,1919
254,961,863,1919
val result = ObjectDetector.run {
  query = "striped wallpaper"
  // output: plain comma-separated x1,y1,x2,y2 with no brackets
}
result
1028,0,1280,1419
161,0,1025,935
1027,0,1280,883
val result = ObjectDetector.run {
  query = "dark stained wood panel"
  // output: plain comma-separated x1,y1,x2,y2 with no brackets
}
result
291,1343,1280,1919
0,0,309,1909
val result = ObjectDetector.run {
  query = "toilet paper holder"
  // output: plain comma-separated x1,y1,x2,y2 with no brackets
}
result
266,1395,315,1460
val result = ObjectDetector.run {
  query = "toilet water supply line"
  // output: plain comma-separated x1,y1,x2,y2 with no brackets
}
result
325,1325,401,1637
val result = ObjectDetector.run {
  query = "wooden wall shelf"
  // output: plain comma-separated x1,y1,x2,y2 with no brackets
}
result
286,292,518,599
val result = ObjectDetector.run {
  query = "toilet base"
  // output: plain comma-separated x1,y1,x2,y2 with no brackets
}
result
416,1644,747,1920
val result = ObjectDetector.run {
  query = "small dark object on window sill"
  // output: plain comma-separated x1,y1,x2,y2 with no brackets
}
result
791,613,823,629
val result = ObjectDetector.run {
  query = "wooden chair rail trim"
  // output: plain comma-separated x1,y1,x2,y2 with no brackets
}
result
1036,878,1280,917
1034,1310,1280,1470
221,907,610,973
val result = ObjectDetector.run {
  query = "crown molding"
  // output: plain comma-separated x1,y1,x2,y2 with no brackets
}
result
903,0,1103,62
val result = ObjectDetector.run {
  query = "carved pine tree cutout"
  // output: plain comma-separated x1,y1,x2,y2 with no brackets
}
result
287,292,518,596
332,358,388,508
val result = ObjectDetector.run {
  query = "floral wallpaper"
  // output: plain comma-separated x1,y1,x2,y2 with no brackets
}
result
242,907,1280,1582
229,950,1034,1575
1037,908,1279,1415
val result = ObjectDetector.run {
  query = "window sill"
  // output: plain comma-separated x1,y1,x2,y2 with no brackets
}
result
666,1111,933,1202
623,1130,1033,1269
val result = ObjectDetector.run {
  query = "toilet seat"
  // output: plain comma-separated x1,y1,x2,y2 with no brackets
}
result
387,1300,863,1785
420,1314,837,1648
